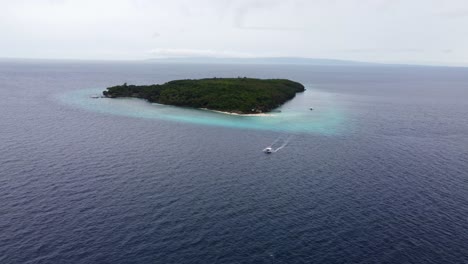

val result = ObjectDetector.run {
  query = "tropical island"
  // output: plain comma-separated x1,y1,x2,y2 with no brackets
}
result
102,78,305,114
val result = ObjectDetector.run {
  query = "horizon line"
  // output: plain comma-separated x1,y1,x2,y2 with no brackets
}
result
0,56,466,68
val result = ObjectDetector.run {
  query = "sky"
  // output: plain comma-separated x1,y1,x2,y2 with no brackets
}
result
1,0,468,65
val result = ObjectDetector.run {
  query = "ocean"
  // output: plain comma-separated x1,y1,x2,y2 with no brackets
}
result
1,60,467,263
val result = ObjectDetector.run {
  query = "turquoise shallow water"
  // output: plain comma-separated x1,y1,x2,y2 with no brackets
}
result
2,62,468,264
56,87,346,135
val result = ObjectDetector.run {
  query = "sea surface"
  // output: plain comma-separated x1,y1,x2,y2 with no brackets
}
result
1,60,468,263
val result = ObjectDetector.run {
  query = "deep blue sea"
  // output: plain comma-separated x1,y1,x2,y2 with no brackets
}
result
1,60,468,264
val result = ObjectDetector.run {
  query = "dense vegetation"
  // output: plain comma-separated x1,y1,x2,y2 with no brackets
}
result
103,78,305,114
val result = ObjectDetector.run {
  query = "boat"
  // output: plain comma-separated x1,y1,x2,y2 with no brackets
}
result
263,147,273,154
90,95,100,99
309,107,313,110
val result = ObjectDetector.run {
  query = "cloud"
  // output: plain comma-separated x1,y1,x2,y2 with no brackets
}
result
1,0,467,65
148,48,253,58
236,25,306,31
48,0,67,4
339,48,425,53
339,48,456,54
232,0,306,31
437,9,468,19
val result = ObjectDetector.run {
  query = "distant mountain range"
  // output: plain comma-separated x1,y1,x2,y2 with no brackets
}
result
146,57,377,66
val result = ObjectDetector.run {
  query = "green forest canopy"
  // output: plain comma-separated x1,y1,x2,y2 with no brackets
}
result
103,78,305,114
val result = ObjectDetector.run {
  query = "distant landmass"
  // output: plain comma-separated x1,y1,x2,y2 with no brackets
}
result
103,78,305,114
146,57,375,66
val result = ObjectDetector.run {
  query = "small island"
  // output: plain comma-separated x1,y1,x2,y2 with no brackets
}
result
103,78,305,114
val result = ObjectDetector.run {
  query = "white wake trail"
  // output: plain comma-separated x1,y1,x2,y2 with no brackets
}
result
273,135,293,152
269,136,282,148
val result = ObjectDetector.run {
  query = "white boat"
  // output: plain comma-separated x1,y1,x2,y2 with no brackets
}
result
263,147,273,154
90,95,100,99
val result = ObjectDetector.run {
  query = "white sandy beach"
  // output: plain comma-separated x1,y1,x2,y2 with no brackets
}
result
200,108,274,117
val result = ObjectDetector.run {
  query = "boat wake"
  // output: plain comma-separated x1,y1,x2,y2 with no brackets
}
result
264,135,293,153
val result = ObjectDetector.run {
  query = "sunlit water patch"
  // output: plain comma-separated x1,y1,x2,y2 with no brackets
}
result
55,88,346,134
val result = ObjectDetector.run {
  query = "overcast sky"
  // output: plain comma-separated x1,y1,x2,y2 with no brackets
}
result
2,0,468,65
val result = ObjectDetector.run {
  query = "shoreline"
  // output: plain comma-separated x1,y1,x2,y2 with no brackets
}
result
103,78,303,117
200,108,274,117
146,101,274,116
101,95,275,116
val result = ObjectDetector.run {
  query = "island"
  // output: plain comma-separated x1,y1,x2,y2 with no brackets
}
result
102,78,305,114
